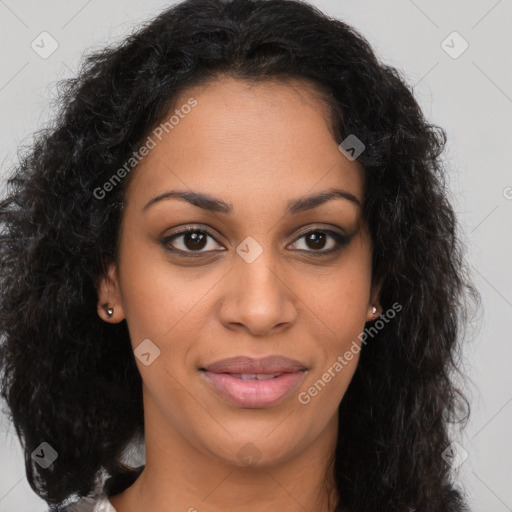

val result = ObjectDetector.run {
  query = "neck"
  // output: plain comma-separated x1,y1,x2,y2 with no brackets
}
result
110,399,340,512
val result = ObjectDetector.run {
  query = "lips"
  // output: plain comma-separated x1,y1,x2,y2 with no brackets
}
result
200,355,307,408
202,355,307,374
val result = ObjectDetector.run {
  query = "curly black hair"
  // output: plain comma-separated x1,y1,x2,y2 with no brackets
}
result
0,0,479,510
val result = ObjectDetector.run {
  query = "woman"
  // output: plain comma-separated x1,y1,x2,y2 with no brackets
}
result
0,0,479,510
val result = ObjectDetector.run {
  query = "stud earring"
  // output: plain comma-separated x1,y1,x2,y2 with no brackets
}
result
106,307,114,318
371,306,377,315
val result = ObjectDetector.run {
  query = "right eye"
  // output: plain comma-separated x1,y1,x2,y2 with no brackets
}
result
160,226,226,255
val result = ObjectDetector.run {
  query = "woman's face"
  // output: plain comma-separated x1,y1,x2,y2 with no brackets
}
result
98,76,380,468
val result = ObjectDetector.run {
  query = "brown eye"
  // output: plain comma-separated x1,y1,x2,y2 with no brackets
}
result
161,227,224,254
289,229,351,254
304,231,327,250
182,231,207,250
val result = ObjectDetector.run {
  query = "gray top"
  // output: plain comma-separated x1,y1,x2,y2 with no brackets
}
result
52,466,145,512
62,494,117,512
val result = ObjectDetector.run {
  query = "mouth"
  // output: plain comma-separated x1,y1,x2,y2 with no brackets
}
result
222,373,284,380
199,355,308,408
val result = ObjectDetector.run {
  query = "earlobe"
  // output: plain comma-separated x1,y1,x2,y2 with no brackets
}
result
367,277,384,322
96,263,125,323
367,304,380,322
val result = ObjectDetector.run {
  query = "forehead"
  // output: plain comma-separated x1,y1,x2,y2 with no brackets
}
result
126,76,364,208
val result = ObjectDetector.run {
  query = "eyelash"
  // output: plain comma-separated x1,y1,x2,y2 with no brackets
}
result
160,225,351,257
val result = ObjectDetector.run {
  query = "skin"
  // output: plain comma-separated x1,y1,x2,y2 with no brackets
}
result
98,75,381,512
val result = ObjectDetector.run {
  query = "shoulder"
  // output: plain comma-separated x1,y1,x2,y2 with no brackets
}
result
46,466,143,512
50,494,116,512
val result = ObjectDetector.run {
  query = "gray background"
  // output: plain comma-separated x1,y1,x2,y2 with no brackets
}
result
0,1,511,510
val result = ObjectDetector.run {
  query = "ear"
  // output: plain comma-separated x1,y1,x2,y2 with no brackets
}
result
366,275,384,322
96,263,125,323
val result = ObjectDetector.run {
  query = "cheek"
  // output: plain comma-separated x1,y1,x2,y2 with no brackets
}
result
298,287,366,412
116,243,212,411
300,242,372,401
116,237,189,350
311,243,372,344
116,238,234,402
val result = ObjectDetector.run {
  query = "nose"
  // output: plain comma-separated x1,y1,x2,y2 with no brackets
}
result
218,248,298,336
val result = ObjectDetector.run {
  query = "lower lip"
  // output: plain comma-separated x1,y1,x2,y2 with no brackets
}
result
200,370,306,408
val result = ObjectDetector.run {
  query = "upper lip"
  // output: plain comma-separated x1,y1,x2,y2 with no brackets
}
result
201,355,307,374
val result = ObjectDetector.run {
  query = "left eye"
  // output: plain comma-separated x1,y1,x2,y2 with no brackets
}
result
289,230,347,252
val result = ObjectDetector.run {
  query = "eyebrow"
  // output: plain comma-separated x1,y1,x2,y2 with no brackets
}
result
142,187,361,214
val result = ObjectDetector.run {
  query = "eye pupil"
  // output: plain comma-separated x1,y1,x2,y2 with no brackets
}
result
306,232,326,250
185,232,207,250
